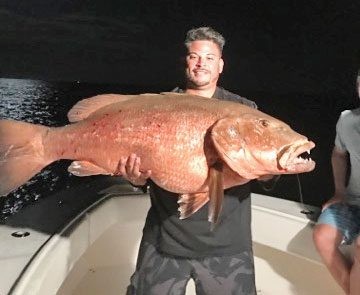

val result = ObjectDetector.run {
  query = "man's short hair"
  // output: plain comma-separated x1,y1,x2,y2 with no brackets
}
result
184,27,225,53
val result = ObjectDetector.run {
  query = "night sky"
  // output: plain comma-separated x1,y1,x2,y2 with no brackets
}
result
0,0,359,94
0,1,359,206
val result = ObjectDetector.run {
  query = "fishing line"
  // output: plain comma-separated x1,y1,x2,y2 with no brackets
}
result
260,173,316,220
296,174,316,220
296,174,304,204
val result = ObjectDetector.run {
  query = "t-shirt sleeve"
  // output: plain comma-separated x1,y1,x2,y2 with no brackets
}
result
218,87,258,109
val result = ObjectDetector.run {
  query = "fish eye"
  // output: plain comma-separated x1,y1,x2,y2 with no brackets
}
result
259,119,269,127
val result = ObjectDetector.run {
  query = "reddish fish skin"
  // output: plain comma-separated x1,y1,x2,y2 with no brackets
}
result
0,92,316,204
43,93,314,193
44,95,222,193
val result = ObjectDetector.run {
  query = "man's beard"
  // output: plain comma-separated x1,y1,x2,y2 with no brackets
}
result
185,72,210,88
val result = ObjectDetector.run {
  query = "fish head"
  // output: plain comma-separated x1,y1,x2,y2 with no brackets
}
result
211,114,316,179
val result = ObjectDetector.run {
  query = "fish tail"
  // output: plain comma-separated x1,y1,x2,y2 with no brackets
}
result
0,119,50,196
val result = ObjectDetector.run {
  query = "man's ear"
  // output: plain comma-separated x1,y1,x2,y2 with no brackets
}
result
219,58,224,74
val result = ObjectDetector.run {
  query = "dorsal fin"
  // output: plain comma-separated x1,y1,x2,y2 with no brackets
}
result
160,92,184,96
139,93,159,96
67,94,135,123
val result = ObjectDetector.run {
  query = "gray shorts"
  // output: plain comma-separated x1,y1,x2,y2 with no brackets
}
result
317,203,360,244
127,241,256,295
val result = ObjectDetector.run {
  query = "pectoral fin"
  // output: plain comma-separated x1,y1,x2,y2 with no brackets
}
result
208,162,224,229
178,192,209,219
68,161,111,176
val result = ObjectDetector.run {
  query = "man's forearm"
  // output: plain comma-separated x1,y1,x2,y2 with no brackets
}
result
331,147,348,196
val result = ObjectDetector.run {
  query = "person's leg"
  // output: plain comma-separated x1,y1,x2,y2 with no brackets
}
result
190,250,256,295
127,241,191,295
313,223,350,293
350,236,360,295
313,203,355,294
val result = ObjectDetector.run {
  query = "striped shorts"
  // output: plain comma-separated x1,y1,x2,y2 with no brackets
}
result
317,202,360,244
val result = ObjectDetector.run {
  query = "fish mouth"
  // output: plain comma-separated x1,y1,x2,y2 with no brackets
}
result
278,140,316,172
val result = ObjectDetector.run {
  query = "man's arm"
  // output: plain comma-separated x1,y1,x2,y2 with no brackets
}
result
331,146,348,199
322,146,348,210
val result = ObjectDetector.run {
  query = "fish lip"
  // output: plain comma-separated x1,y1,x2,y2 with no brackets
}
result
278,140,316,171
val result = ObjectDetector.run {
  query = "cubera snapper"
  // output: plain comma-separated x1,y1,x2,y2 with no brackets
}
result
0,92,315,224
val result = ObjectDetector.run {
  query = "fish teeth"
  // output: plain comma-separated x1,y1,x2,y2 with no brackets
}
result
293,157,313,164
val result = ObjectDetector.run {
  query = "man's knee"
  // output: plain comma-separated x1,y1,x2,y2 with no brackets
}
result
313,224,343,251
313,224,330,246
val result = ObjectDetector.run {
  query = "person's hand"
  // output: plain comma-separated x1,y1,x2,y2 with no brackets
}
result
115,153,151,186
321,194,345,211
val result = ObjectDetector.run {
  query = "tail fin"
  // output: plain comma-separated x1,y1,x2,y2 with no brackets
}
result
0,119,50,196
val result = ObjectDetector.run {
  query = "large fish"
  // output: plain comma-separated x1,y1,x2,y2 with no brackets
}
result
0,92,315,224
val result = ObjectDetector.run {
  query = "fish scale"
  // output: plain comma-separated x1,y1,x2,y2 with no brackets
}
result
0,92,316,223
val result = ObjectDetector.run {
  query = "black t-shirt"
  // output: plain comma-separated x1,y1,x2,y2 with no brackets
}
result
142,87,257,258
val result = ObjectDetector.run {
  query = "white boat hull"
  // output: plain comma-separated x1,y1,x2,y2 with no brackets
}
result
1,192,346,295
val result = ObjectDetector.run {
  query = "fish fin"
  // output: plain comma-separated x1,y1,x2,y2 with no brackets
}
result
0,120,50,196
68,161,111,176
208,162,224,229
160,92,184,95
139,93,159,96
178,192,209,219
67,94,135,123
211,117,257,179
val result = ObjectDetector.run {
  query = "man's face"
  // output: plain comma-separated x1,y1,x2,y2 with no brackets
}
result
185,40,224,89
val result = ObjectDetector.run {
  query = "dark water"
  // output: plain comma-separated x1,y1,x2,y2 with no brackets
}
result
0,78,160,221
0,78,357,220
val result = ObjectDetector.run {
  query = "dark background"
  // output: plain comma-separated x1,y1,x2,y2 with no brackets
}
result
0,0,359,208
0,1,359,92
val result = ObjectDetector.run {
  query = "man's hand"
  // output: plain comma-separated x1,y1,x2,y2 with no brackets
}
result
321,194,345,212
115,153,151,186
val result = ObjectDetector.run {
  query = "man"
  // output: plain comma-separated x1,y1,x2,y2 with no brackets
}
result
313,70,360,295
121,27,265,295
